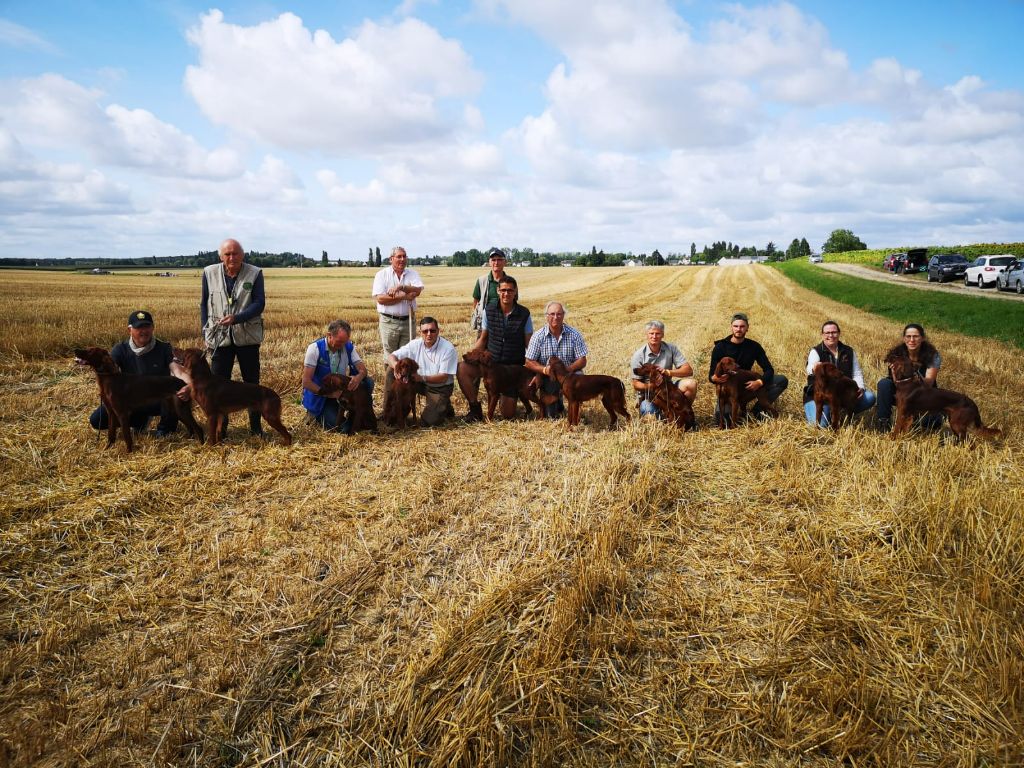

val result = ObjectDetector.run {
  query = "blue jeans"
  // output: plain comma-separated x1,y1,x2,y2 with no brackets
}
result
803,389,876,427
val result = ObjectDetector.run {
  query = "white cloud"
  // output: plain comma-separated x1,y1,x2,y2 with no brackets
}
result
3,74,244,179
0,18,59,54
184,10,483,153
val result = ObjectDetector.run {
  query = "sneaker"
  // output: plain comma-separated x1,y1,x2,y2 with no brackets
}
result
153,428,174,438
876,420,890,433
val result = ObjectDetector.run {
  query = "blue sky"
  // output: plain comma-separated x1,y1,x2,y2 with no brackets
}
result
1,0,1022,260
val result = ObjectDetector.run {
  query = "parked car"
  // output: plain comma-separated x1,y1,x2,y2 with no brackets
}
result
996,260,1024,293
964,254,1016,288
926,253,970,283
808,254,822,263
894,248,928,274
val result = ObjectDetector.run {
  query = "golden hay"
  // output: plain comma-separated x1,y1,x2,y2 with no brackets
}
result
0,265,1022,766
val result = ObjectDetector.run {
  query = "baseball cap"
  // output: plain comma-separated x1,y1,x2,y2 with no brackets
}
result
488,248,507,260
128,310,154,327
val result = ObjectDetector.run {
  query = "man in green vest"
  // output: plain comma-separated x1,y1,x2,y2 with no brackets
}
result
200,238,266,437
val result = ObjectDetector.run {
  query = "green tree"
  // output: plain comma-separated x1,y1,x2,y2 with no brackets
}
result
799,237,811,257
822,229,867,253
321,250,328,266
375,247,382,267
367,248,374,267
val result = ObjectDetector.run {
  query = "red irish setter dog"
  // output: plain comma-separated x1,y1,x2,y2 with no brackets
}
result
812,362,859,429
462,348,541,421
711,356,777,429
174,348,291,446
75,346,203,452
546,356,630,428
632,363,695,430
383,357,418,428
886,354,1000,442
319,373,378,434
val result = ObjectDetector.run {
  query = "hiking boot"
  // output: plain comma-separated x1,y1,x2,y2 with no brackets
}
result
465,402,484,422
876,420,890,434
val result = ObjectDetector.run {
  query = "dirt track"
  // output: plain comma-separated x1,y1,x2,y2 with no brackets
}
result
819,262,1024,302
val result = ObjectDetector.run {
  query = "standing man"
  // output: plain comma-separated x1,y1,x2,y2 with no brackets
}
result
630,320,697,417
301,319,372,432
470,248,510,334
708,312,788,422
201,238,265,437
372,246,424,397
88,310,181,437
389,317,458,427
458,275,533,421
524,301,588,418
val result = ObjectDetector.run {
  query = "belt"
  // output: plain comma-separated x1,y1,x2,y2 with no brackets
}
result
380,314,409,321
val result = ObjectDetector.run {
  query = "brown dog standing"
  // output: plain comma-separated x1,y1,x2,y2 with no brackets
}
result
886,354,1000,442
75,347,203,452
174,348,291,445
462,348,540,421
546,356,630,428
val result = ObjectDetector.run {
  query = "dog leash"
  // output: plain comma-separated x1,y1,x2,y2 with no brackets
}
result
206,323,228,359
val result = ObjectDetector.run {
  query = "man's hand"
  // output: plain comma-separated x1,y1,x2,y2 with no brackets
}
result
346,376,361,392
176,384,191,401
218,314,235,326
745,379,763,391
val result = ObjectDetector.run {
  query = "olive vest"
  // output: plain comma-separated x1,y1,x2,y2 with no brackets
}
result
485,303,530,364
203,262,264,348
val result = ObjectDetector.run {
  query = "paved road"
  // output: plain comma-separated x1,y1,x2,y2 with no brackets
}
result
817,262,1024,303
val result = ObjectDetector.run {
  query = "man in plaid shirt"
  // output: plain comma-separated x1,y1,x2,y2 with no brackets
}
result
524,301,588,418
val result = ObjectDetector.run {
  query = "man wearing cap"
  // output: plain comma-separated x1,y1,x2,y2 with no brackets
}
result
371,246,424,397
470,248,510,334
201,238,266,436
707,312,788,423
388,316,458,427
88,310,181,437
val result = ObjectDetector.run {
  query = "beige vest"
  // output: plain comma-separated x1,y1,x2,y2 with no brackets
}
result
203,262,264,348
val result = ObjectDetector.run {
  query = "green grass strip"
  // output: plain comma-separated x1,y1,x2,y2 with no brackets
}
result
774,260,1024,349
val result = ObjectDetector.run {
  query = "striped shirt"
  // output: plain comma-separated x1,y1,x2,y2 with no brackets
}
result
525,324,588,368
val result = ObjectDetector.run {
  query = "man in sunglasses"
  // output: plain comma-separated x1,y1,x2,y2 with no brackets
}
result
388,316,458,427
458,274,533,421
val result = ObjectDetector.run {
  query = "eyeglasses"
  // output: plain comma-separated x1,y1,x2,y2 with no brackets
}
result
497,288,515,293
904,334,921,340
421,328,438,334
546,312,564,317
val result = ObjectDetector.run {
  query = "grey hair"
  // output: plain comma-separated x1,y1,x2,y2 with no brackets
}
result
390,246,406,258
327,319,352,336
645,320,665,332
544,301,566,316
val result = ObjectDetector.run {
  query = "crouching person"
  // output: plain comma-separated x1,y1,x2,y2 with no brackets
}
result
388,317,458,426
302,319,372,432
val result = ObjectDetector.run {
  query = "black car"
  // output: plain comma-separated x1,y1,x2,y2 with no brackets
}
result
893,247,928,274
926,253,970,283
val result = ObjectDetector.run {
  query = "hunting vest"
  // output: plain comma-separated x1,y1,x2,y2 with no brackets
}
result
485,303,530,364
804,341,854,402
203,262,264,348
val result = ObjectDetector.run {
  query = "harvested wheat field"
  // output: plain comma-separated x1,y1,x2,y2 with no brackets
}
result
1,265,1022,767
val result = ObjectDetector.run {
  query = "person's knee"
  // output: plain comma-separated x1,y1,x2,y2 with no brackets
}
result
89,407,106,430
639,400,660,417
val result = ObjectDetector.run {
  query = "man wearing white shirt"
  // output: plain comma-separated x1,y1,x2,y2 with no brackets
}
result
388,317,458,426
372,246,425,396
802,320,875,426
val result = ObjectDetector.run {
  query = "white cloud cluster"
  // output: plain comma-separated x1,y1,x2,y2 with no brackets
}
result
184,10,483,153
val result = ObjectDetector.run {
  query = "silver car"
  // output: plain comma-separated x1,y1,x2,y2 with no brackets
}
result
996,259,1024,293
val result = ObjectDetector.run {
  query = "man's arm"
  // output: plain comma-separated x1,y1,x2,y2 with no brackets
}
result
302,365,337,398
470,330,489,353
200,272,210,328
567,355,587,374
